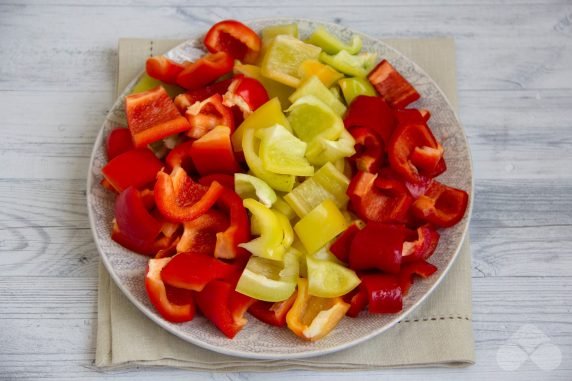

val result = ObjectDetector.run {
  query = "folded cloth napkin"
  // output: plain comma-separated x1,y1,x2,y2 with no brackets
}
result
95,37,475,371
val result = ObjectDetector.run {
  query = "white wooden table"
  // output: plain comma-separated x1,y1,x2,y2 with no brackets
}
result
1,1,571,379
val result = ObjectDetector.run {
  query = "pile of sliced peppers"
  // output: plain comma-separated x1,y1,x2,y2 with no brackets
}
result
100,19,469,341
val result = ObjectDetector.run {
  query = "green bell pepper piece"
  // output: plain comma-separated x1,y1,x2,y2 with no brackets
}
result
234,173,278,208
338,77,377,105
239,198,286,261
306,26,362,55
319,51,377,77
289,75,346,116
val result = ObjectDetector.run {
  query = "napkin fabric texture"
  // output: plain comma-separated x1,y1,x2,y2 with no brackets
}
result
95,37,475,371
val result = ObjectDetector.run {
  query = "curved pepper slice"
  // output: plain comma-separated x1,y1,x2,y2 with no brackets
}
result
319,51,376,77
145,257,195,323
294,200,348,255
146,56,187,85
399,260,437,296
289,76,346,116
161,252,236,292
223,75,269,118
248,292,297,326
204,20,261,64
402,225,440,264
344,95,396,145
176,210,229,254
306,26,362,55
185,94,235,139
239,198,286,260
154,166,224,222
189,125,240,176
305,129,356,166
368,59,420,109
234,173,277,208
176,52,234,91
174,79,232,114
411,181,469,227
214,187,251,259
286,278,350,341
347,171,413,224
165,140,195,174
115,186,163,246
195,280,255,338
349,222,406,273
111,220,175,257
106,128,134,160
338,77,376,106
306,255,361,298
350,127,384,173
360,274,403,313
102,148,163,192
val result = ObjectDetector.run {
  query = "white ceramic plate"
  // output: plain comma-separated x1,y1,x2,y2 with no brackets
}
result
87,18,473,359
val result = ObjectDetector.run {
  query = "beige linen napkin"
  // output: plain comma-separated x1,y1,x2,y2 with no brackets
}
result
95,37,474,370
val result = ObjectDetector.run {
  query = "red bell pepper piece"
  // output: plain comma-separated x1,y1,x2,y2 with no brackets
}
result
146,56,187,84
387,121,444,184
176,52,234,91
174,79,233,114
349,222,406,273
154,166,224,222
125,86,191,148
419,109,431,122
176,210,229,255
344,95,396,145
360,274,403,313
349,127,384,173
198,173,235,190
111,220,175,257
368,59,420,109
343,286,368,318
102,149,163,192
213,187,250,260
184,94,235,139
190,126,240,176
204,20,261,64
106,128,134,160
402,225,440,264
411,181,469,227
161,252,236,292
399,260,438,296
347,171,413,224
329,223,360,263
165,140,196,174
195,280,255,338
394,108,426,126
145,257,195,322
114,186,163,248
248,293,297,327
222,75,269,117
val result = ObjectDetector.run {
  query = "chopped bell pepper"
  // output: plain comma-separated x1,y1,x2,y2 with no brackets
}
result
233,63,293,108
111,220,174,257
344,95,396,145
131,73,185,98
349,222,406,273
350,127,384,173
239,198,286,260
367,59,420,109
305,129,356,167
146,56,187,85
289,76,346,116
329,222,360,263
102,148,163,192
294,200,348,254
125,86,191,148
248,292,297,326
160,252,236,292
145,257,195,322
106,128,134,161
399,260,438,296
306,255,360,298
347,171,413,224
184,93,235,139
176,51,234,90
214,187,251,259
338,77,376,106
256,124,314,177
343,286,368,318
284,161,349,218
360,274,403,313
175,210,229,254
402,225,440,264
298,59,344,88
286,95,344,143
223,75,269,118
173,79,232,114
195,280,255,338
411,181,469,228
189,125,240,176
272,196,297,221
261,23,299,45
165,140,195,174
235,250,299,302
154,166,224,222
234,173,277,208
319,51,376,77
204,20,261,64
286,278,350,341
306,26,362,55
199,173,235,190
260,35,322,88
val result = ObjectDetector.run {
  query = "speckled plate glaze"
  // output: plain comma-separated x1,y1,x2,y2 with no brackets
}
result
87,18,473,360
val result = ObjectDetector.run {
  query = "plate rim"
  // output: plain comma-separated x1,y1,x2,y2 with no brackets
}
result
87,17,474,360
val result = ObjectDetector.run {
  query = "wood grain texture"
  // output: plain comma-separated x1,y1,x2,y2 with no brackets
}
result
1,0,571,379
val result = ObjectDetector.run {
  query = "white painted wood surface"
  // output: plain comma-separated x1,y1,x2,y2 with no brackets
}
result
1,0,571,379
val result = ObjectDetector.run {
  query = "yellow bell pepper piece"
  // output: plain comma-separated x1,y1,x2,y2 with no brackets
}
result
286,95,344,143
286,278,350,341
298,59,344,88
234,173,277,208
261,23,299,45
305,129,356,166
305,26,362,55
289,76,346,116
239,198,286,260
306,256,361,298
294,200,348,254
